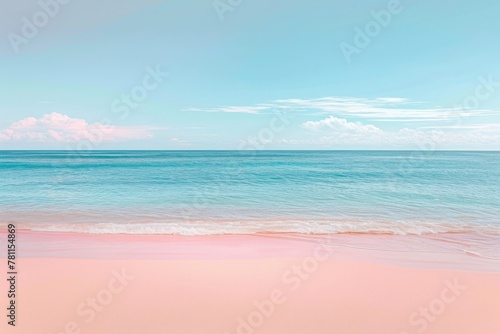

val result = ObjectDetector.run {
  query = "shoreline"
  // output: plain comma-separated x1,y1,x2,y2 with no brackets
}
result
0,229,499,333
1,228,499,270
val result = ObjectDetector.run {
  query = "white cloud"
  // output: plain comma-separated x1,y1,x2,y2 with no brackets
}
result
187,96,495,121
186,106,269,114
0,113,163,143
303,116,382,133
170,137,190,146
420,124,500,131
299,116,500,146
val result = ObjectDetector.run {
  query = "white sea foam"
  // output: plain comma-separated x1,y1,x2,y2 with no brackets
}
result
25,219,500,236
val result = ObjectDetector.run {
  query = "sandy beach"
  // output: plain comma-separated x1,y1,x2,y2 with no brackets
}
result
1,229,499,334
2,0,500,330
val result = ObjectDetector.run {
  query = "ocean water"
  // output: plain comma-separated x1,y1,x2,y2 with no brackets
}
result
0,150,499,236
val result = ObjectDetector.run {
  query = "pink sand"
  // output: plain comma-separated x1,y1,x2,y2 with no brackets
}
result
1,230,499,334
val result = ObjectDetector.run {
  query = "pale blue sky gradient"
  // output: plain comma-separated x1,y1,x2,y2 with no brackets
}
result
1,0,499,149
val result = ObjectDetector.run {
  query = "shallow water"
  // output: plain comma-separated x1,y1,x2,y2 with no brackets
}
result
0,150,499,237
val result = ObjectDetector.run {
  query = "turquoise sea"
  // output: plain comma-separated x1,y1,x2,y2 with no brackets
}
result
0,151,499,236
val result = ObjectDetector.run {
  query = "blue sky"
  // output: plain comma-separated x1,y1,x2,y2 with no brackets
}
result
1,0,499,149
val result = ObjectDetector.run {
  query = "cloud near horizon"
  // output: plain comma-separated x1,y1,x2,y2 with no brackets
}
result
303,116,382,134
299,116,500,146
0,113,162,143
1,111,498,149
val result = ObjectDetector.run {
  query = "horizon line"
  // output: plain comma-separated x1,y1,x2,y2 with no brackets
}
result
1,149,499,152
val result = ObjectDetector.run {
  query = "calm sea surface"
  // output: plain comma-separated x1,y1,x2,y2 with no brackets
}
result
0,151,499,236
